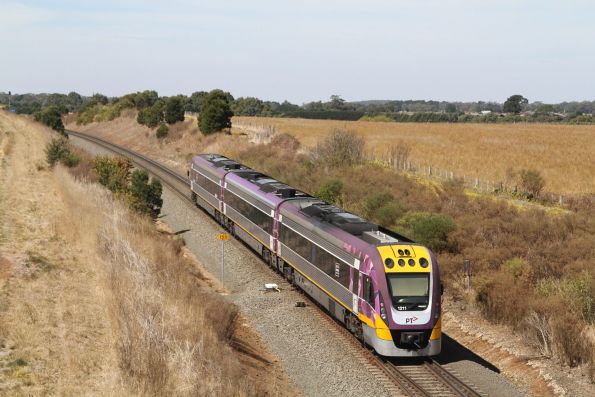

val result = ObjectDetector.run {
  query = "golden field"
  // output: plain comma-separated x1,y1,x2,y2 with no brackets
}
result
234,117,595,195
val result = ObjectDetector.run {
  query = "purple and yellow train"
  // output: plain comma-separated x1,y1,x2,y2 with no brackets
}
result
189,154,442,357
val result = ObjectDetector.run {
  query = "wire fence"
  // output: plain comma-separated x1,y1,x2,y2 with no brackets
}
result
230,122,567,206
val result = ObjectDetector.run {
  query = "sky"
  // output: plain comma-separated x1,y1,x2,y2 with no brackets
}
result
1,0,594,104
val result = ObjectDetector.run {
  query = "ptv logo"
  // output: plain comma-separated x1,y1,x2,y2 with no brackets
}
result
405,316,419,324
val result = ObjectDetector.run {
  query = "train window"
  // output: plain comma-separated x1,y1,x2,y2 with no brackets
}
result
279,224,313,261
194,172,220,196
225,191,273,234
312,245,335,276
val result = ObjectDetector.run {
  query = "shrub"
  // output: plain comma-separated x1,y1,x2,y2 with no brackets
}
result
476,271,530,324
363,192,403,226
315,179,344,205
503,257,531,279
400,212,456,252
127,169,163,217
312,129,365,167
94,156,131,193
45,138,80,167
518,169,545,199
156,123,169,139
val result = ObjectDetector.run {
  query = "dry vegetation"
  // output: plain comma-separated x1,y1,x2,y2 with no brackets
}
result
0,111,297,396
234,116,595,195
66,112,595,388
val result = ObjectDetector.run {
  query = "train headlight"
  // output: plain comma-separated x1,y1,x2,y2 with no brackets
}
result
420,257,429,268
380,301,387,321
398,249,404,256
398,259,405,267
404,249,411,256
385,258,394,268
408,259,415,267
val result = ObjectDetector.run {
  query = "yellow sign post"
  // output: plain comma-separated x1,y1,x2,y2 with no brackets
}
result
217,233,230,284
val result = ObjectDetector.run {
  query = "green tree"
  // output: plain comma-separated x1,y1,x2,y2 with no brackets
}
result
34,106,66,134
137,102,164,128
198,90,234,134
127,169,163,217
232,97,266,116
503,95,528,114
164,96,185,124
67,91,83,112
187,91,208,112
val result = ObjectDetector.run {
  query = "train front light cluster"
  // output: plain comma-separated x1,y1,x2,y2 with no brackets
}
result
419,257,429,268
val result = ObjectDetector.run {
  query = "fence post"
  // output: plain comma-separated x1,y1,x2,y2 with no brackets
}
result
559,195,563,206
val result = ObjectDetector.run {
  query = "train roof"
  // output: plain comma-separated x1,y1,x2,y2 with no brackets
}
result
192,154,413,246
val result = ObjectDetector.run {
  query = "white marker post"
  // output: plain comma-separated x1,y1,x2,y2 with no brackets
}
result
217,233,230,284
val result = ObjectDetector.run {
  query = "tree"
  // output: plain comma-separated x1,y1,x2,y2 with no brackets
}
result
67,91,83,112
503,95,528,114
164,96,185,124
137,102,164,128
187,91,208,112
198,90,234,134
34,106,66,134
232,97,266,116
128,169,163,217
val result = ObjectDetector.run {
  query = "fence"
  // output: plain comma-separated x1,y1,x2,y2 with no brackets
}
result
230,122,567,206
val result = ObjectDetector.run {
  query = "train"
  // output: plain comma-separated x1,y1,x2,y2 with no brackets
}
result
188,154,442,357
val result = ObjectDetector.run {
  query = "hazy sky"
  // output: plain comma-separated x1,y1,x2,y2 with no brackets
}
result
1,0,594,103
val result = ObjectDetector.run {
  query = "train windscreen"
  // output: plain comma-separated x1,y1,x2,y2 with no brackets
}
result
387,274,429,311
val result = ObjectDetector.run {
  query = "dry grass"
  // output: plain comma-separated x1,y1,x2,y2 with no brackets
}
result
234,116,595,195
1,112,295,396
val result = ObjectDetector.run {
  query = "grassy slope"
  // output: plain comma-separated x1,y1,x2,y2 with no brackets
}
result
0,112,298,396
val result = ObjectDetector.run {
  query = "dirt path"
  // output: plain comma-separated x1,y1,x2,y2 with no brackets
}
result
0,113,119,395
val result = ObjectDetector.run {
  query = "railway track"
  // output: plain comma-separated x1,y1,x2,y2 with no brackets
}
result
66,129,485,397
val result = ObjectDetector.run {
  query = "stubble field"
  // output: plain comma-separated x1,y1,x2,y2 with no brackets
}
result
234,116,595,195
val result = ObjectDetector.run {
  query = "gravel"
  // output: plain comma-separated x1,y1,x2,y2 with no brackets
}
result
69,134,530,397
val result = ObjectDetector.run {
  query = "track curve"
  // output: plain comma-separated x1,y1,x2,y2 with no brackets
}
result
65,129,485,397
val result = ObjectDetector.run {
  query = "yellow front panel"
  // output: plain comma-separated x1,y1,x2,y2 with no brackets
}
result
377,245,432,273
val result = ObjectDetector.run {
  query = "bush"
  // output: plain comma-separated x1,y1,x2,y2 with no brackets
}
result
94,156,131,193
156,123,169,139
127,170,163,217
518,169,545,199
400,212,456,252
312,129,365,167
363,192,403,226
315,179,343,205
45,138,80,167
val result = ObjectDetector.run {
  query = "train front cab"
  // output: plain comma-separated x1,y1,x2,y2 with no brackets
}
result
361,244,442,357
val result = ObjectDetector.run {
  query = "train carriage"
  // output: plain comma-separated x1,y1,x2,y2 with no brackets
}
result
189,154,442,357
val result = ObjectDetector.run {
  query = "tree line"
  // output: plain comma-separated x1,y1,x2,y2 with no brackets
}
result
2,90,593,126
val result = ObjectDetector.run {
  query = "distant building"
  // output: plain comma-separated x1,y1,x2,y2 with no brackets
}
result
480,110,492,115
